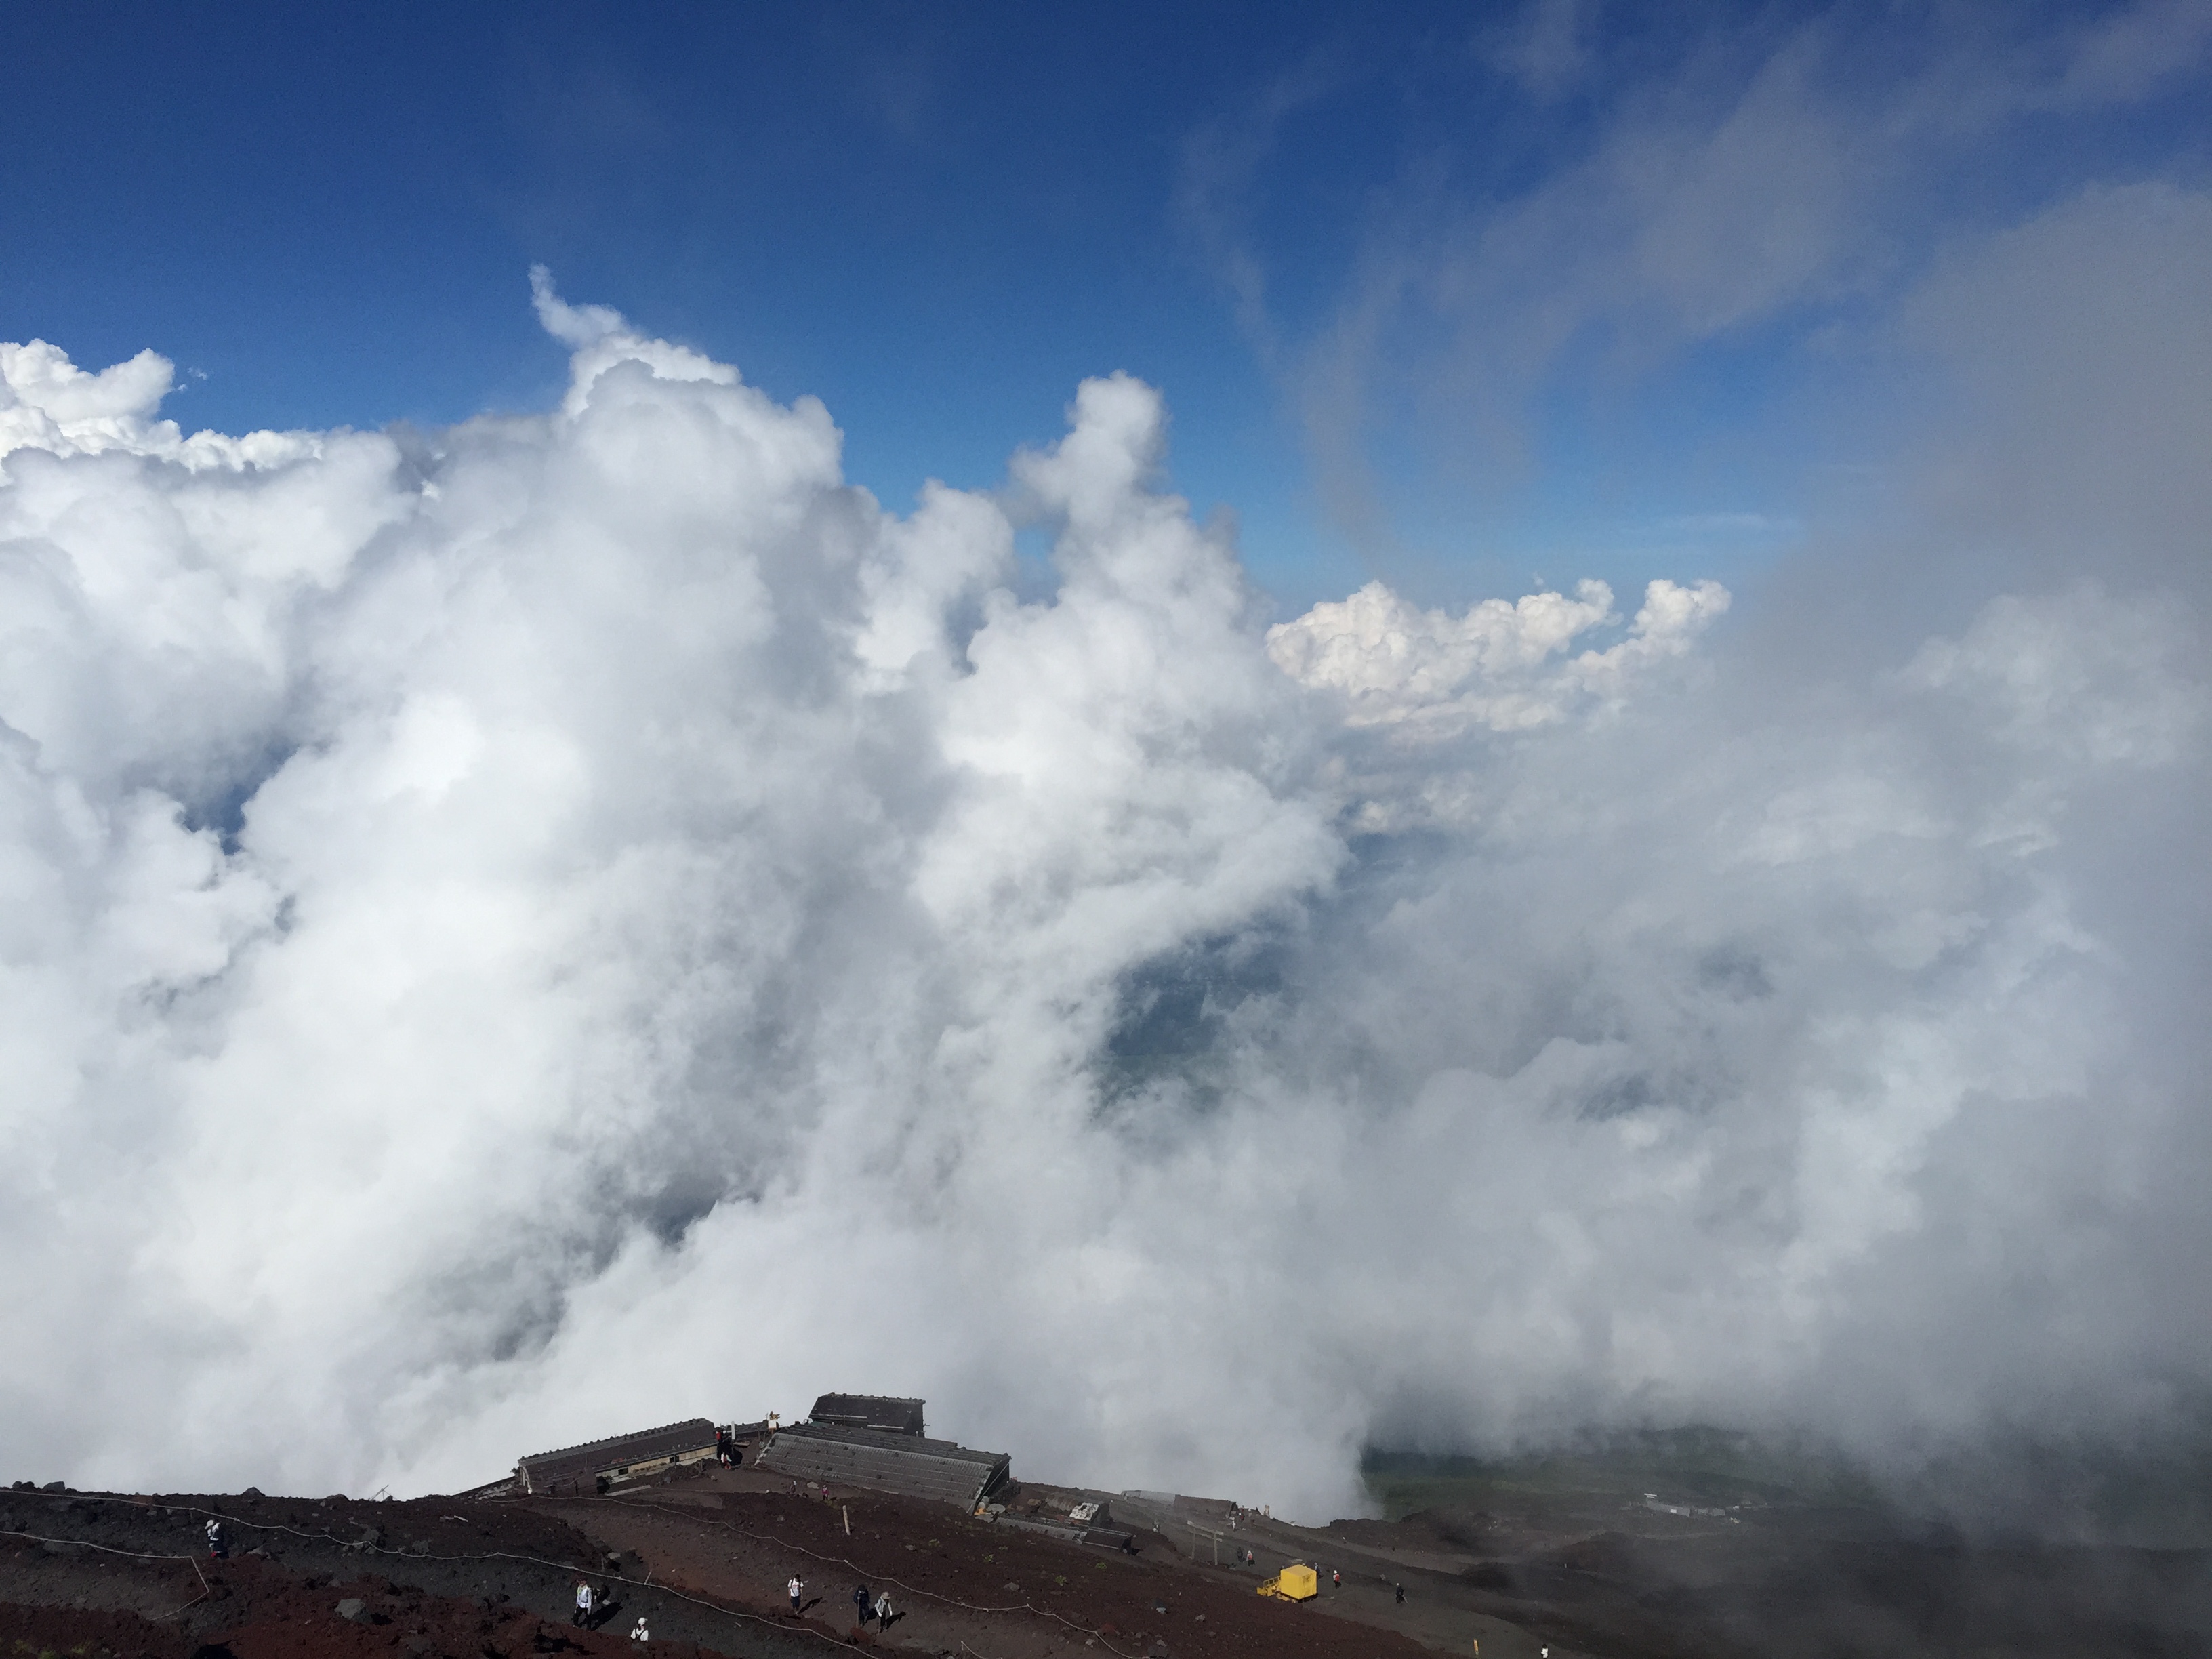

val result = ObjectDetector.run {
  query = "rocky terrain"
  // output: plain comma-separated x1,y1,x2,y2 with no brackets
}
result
4,1448,2208,1658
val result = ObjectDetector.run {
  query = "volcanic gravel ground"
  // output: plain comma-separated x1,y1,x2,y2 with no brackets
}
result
0,1486,815,1658
0,1475,1465,1659
530,1479,1443,1659
0,1478,1450,1659
18,1462,2192,1659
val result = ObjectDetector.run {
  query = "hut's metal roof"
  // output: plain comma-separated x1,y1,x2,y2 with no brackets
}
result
756,1420,1008,1507
517,1418,719,1488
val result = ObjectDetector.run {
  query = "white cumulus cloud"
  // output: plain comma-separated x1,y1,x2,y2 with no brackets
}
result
1,272,2207,1533
1267,575,1729,734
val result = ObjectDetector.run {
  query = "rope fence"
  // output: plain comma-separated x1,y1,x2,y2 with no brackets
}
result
576,1492,1145,1659
4,1485,1150,1656
0,1526,211,1621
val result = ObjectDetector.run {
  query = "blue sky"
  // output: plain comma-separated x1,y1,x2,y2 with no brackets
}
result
7,1,2208,615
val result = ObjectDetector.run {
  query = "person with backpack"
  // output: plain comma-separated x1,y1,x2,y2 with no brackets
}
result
874,1590,893,1628
204,1519,228,1560
574,1580,595,1626
787,1575,803,1612
851,1582,872,1627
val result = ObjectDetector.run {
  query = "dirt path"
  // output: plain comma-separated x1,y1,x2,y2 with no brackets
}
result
527,1483,1446,1659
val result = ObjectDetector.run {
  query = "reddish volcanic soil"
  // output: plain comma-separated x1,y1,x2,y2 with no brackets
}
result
0,1471,1444,1659
533,1477,1440,1659
8,1458,2206,1659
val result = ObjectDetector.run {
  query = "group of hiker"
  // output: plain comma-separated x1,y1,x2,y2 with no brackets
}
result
572,1579,653,1642
851,1582,895,1629
783,1575,893,1630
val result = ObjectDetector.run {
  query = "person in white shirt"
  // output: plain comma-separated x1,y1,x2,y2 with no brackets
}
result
573,1580,594,1626
874,1591,893,1627
787,1575,803,1612
630,1616,650,1643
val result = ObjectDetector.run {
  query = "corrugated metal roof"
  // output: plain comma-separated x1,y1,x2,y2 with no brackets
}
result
517,1418,719,1488
779,1422,1000,1465
756,1420,1010,1508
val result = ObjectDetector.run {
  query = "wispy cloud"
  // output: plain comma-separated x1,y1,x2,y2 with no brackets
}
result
1179,2,2212,560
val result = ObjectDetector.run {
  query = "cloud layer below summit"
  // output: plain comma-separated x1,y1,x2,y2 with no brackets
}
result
2,192,2209,1521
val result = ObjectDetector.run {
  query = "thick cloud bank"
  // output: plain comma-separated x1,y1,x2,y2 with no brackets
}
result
3,265,2208,1521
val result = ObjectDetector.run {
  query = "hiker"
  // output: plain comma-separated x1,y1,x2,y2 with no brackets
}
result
787,1574,803,1612
852,1582,872,1627
1393,1582,1405,1605
715,1427,729,1465
874,1591,893,1628
574,1580,595,1626
630,1616,650,1643
1331,1568,1340,1590
204,1519,228,1560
